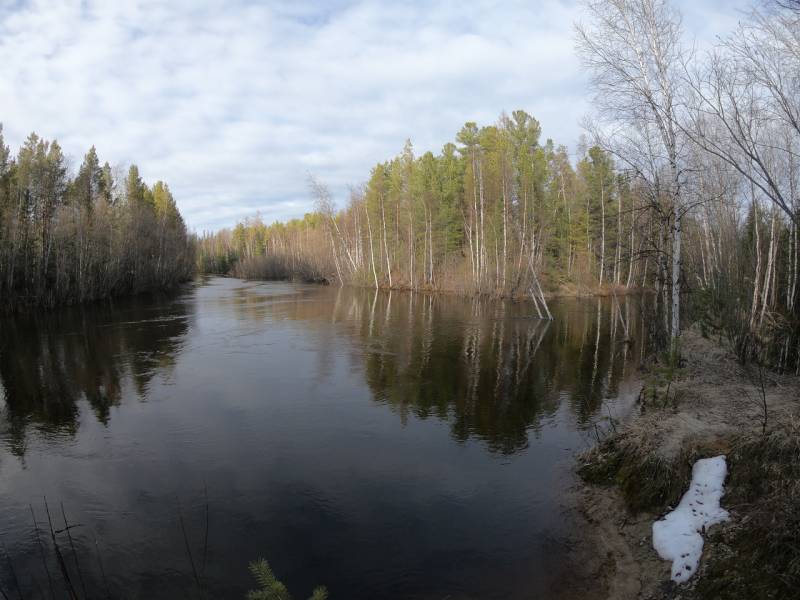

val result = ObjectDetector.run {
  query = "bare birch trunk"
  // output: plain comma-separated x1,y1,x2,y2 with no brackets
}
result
751,198,762,329
671,210,682,351
599,184,606,288
502,171,508,290
381,194,392,288
365,203,378,289
759,209,776,327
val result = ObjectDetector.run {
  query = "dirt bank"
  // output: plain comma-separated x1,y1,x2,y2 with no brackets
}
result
570,329,800,599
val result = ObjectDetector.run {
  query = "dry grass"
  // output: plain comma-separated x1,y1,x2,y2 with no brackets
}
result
576,328,800,599
696,422,800,599
233,254,330,284
578,427,730,514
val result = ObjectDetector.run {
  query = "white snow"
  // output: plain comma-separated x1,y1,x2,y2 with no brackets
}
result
652,455,730,583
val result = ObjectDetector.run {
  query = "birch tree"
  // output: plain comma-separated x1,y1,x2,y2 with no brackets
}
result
684,1,799,225
576,0,690,353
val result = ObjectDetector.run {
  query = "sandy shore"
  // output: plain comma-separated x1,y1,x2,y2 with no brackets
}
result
567,329,800,599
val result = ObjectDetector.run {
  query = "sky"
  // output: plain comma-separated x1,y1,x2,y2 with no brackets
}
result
0,0,750,232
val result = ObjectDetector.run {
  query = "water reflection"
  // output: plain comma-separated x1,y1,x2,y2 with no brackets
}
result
0,282,649,458
0,279,650,600
213,284,650,454
0,292,190,455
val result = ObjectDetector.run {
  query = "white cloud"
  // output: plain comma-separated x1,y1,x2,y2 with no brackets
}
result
0,0,744,231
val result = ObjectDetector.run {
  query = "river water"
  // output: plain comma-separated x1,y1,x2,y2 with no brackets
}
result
0,277,649,599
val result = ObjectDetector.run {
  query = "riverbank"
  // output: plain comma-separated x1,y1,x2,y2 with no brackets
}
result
572,328,800,599
0,277,195,315
218,266,646,303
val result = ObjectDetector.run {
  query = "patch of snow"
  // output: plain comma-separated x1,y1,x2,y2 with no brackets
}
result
652,455,730,583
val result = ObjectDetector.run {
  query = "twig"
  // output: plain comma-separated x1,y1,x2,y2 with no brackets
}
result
29,505,55,600
201,482,209,577
0,539,23,600
60,503,88,599
43,498,78,600
604,402,619,434
94,539,111,600
758,363,768,435
177,498,202,594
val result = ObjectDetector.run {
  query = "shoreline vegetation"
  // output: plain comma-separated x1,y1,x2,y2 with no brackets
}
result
0,125,194,312
574,328,800,599
569,1,800,595
197,115,655,321
196,0,800,371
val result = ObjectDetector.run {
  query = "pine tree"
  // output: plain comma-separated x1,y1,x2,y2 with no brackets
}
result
246,558,328,600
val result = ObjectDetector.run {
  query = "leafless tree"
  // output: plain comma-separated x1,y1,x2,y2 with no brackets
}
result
683,2,799,224
576,0,690,353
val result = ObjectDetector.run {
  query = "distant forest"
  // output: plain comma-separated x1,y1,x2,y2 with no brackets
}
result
0,126,194,309
198,117,631,312
197,0,800,370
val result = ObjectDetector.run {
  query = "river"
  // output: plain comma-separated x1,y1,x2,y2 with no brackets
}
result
0,277,649,599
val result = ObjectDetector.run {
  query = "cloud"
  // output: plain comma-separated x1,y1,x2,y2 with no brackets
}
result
0,0,743,231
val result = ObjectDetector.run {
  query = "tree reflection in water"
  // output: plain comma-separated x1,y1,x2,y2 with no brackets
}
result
0,279,652,600
0,291,191,456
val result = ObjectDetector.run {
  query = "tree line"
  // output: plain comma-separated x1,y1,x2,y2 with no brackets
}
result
0,125,194,310
197,0,799,370
198,118,646,320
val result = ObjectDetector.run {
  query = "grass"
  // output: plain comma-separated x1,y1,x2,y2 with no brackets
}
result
578,401,800,598
579,354,704,512
578,430,727,514
695,424,800,599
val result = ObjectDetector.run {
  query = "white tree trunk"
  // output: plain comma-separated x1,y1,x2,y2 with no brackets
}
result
671,211,681,349
599,184,606,288
381,195,392,288
365,203,378,289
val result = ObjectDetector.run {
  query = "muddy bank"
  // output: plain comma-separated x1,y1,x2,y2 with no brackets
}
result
570,329,800,599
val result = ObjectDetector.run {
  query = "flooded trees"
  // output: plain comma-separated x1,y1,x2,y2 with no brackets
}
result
197,0,799,368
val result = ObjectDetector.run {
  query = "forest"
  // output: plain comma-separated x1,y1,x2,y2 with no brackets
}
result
0,126,194,310
1,0,797,371
197,0,800,371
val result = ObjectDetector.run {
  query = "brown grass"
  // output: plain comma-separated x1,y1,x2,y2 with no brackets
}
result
696,423,800,599
576,328,800,599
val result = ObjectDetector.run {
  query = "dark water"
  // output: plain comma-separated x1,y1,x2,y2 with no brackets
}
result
0,277,649,599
